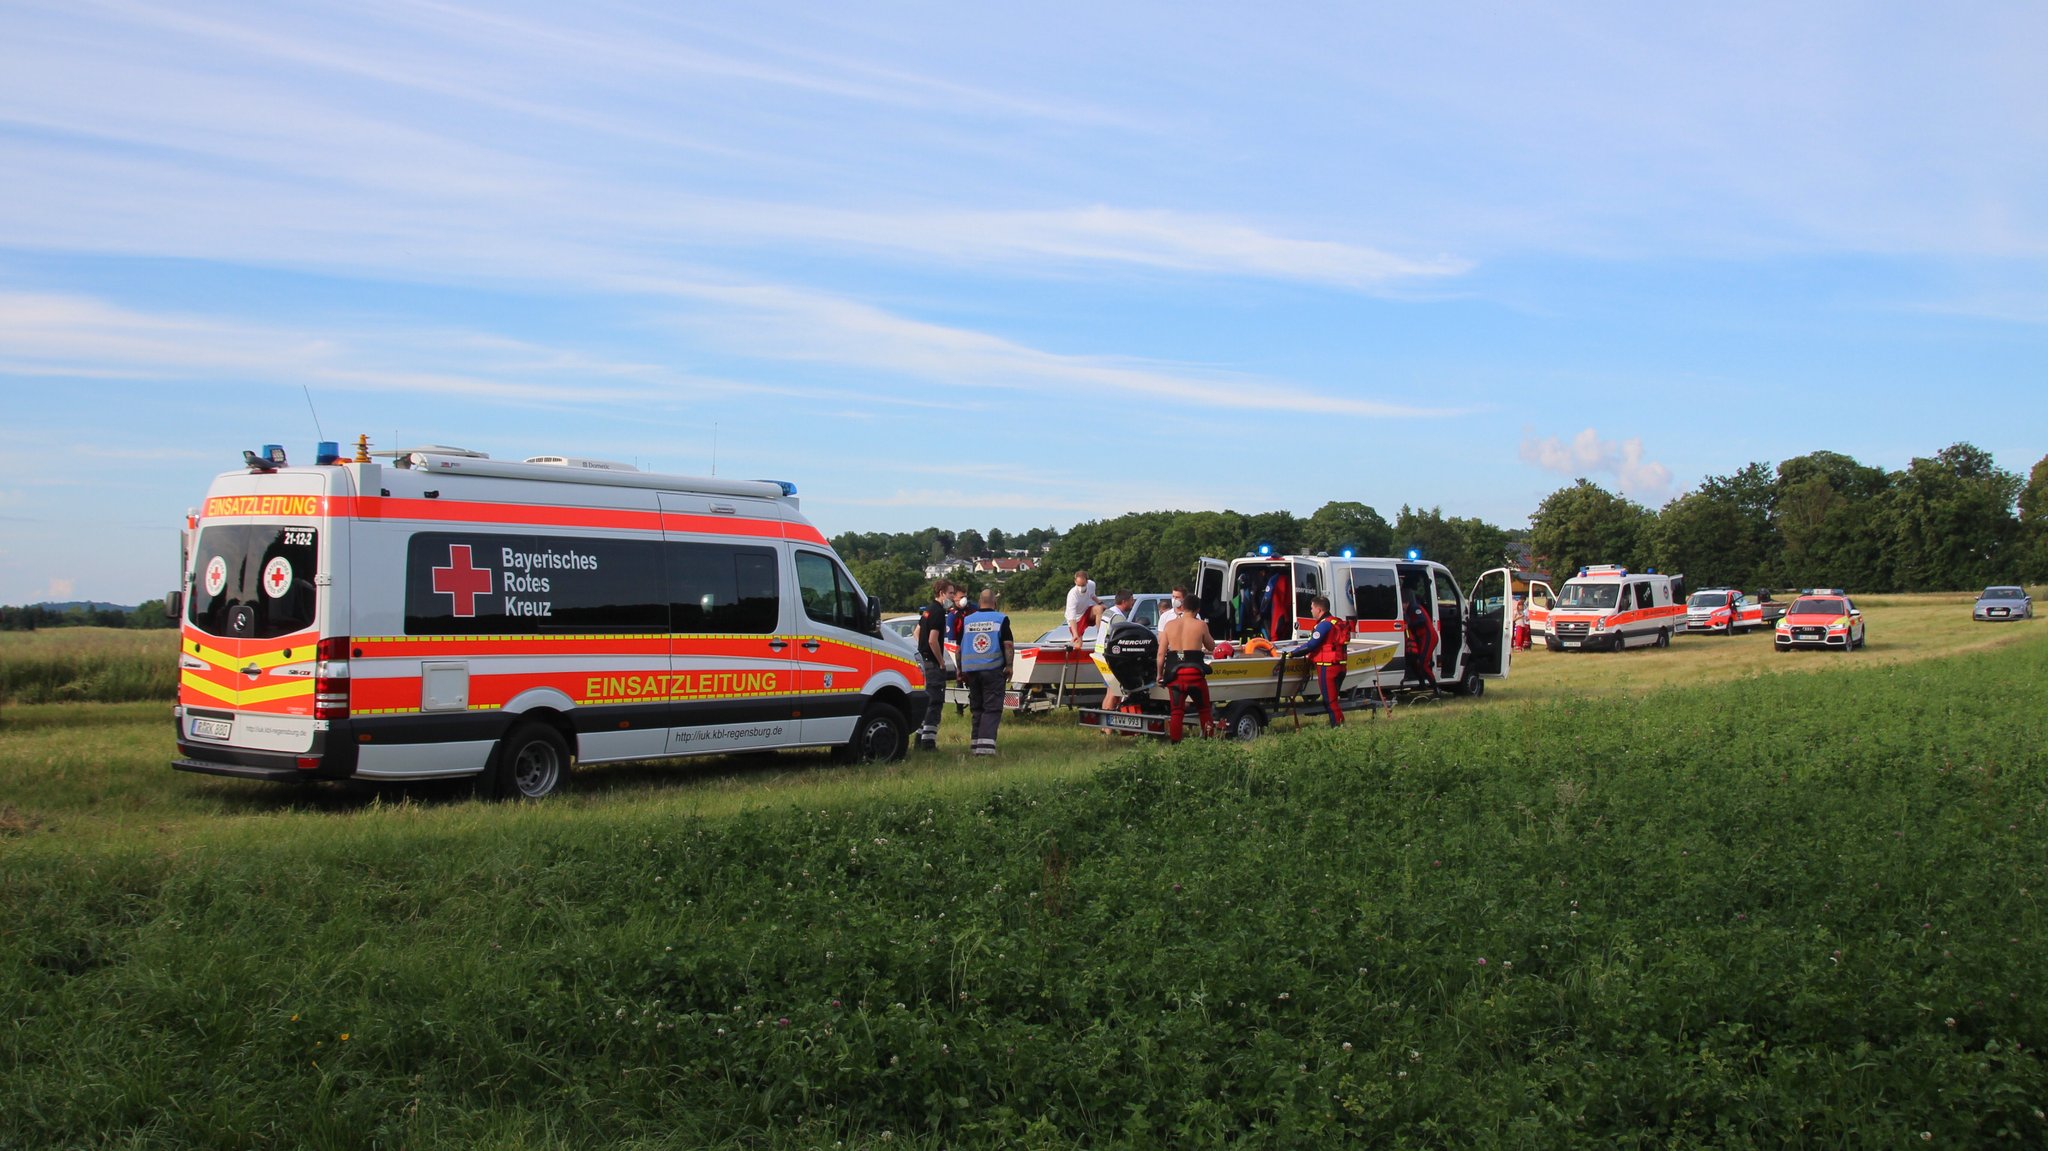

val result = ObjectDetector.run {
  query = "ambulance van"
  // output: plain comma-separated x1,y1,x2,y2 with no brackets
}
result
1194,550,1515,696
171,440,921,799
1544,564,1686,651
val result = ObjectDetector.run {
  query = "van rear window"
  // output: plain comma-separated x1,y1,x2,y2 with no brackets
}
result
187,525,321,640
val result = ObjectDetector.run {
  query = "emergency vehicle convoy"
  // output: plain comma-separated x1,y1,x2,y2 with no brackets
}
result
1545,564,1686,651
1078,550,1514,737
170,439,921,799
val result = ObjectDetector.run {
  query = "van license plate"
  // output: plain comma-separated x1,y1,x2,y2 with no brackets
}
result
1562,641,1580,648
1104,713,1147,731
191,718,232,741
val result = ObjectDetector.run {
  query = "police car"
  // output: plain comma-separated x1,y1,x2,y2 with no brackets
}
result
1773,589,1865,652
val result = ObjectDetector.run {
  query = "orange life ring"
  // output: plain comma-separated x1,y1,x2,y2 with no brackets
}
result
1241,637,1276,657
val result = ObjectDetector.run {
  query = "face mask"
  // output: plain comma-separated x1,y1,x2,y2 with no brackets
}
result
1171,595,1185,608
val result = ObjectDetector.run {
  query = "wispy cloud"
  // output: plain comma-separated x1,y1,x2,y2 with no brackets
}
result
657,281,1453,417
1518,427,1673,500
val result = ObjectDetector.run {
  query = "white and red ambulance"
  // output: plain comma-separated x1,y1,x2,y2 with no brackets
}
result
1544,564,1686,651
171,440,921,799
1192,549,1516,696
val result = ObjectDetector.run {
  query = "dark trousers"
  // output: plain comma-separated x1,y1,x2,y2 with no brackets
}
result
918,659,947,743
1165,666,1213,743
964,668,1005,753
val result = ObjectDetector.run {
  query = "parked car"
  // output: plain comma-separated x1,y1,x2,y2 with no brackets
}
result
1773,590,1865,652
879,614,922,657
1973,586,2033,621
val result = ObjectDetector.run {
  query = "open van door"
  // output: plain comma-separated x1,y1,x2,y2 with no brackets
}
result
1194,557,1228,633
1467,567,1514,680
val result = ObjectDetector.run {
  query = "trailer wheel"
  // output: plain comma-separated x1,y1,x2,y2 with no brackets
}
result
836,702,909,764
1222,701,1266,741
493,722,570,801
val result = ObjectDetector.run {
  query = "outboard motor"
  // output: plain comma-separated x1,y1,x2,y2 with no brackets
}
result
1100,620,1159,702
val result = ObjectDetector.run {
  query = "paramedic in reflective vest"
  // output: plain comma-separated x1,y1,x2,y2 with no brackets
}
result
914,579,953,751
1156,599,1216,743
1293,594,1351,726
958,589,1015,756
1404,593,1441,696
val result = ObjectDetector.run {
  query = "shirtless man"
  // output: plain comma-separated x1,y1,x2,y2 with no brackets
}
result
1156,595,1216,743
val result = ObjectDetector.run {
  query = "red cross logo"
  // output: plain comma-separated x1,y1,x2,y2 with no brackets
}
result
266,562,290,594
431,544,494,617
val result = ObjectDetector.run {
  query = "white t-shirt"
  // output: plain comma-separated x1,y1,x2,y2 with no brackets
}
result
1064,580,1098,624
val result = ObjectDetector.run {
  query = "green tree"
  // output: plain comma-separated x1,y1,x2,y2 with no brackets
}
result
1769,451,1889,590
2016,454,2048,583
1393,506,1513,581
1527,480,1653,579
1649,462,1778,590
1878,443,2021,591
1301,501,1393,557
848,558,924,612
986,527,1006,554
957,529,987,559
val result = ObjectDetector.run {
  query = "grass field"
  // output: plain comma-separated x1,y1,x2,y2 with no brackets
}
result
4,599,2045,1147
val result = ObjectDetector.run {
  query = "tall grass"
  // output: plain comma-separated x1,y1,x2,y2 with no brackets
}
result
4,629,2046,1146
0,627,176,704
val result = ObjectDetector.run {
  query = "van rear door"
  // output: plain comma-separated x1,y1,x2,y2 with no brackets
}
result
1194,557,1227,632
1467,567,1514,679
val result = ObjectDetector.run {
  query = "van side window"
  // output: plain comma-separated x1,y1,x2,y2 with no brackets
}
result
796,550,862,632
1616,585,1634,612
404,532,664,635
1352,566,1399,620
667,543,779,634
1293,561,1320,620
1635,581,1654,608
1131,599,1159,628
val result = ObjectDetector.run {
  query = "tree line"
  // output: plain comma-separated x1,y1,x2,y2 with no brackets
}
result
1534,443,2047,594
0,601,175,631
843,440,2044,611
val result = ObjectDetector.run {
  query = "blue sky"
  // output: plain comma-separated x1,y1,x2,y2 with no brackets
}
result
2,1,2044,605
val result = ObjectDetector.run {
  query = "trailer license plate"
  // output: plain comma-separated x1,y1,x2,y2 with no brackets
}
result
1104,713,1147,731
191,718,232,741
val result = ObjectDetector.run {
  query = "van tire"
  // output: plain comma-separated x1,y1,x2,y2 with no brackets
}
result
1460,671,1485,697
1222,701,1265,741
1656,629,1671,648
837,702,909,764
493,722,570,801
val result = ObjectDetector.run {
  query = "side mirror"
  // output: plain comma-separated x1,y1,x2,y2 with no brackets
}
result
865,594,883,636
163,589,183,621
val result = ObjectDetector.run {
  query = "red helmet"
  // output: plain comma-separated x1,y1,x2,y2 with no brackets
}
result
1212,641,1234,660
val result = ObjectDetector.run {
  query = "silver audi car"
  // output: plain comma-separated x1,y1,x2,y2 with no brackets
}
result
1972,586,2033,621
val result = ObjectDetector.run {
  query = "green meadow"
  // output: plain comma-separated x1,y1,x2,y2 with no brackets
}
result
2,600,2045,1147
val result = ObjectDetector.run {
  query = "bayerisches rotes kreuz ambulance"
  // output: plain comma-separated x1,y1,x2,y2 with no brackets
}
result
1544,564,1686,651
171,440,921,799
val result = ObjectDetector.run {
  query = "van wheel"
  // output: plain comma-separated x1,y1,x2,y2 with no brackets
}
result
1656,629,1671,648
837,702,909,763
493,722,570,801
1460,672,1485,697
1222,701,1265,741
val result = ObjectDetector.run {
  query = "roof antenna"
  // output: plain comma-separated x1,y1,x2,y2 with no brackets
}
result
302,385,326,440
